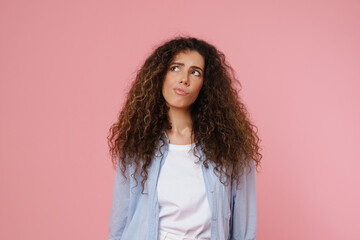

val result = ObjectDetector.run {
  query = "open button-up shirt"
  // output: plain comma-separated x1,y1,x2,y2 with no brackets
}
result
108,135,257,240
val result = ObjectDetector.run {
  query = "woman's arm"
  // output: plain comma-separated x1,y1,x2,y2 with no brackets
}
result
230,160,257,240
108,160,130,240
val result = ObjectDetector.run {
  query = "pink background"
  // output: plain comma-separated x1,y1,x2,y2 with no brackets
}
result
1,0,359,239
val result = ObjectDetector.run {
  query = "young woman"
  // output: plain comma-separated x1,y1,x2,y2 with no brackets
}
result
108,37,262,240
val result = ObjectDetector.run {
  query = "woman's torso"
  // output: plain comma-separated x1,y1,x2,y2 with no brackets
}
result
118,138,233,240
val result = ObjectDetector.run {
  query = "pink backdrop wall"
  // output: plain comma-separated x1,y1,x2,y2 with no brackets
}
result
1,0,359,239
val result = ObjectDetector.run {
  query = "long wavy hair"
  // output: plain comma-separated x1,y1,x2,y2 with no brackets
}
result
108,36,262,191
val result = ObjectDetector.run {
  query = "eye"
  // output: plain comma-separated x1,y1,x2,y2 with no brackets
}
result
192,70,201,76
169,66,180,71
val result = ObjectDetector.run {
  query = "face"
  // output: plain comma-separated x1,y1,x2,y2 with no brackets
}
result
162,50,205,111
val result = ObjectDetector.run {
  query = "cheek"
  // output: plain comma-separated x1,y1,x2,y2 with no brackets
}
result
162,79,173,101
194,81,203,94
162,74,174,88
162,77,169,94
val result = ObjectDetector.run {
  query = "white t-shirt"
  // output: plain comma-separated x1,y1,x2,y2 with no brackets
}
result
157,143,211,239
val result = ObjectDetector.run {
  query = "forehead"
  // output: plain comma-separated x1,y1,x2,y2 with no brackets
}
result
171,50,205,68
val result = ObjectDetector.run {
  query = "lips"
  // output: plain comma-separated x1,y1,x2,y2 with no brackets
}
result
174,87,189,96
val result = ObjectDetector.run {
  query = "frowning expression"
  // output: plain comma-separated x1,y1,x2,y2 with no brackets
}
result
162,50,205,111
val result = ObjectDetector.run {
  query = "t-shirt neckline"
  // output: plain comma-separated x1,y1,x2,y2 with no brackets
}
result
168,142,196,150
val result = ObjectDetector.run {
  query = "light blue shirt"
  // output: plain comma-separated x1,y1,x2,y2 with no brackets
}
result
108,135,257,240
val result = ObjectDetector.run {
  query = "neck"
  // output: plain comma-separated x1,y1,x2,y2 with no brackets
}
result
168,107,192,132
166,107,194,144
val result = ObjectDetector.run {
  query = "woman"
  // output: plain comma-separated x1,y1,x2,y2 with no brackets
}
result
108,37,262,240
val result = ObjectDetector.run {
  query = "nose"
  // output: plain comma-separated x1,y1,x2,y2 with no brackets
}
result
179,72,190,86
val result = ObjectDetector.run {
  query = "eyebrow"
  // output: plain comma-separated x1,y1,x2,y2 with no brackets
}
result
171,62,204,72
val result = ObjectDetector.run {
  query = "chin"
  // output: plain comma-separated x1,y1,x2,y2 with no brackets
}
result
168,104,191,111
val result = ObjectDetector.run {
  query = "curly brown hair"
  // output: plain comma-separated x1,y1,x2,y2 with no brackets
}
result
108,36,262,191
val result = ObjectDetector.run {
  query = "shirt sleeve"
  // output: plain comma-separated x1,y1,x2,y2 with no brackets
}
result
108,160,130,240
230,160,257,240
